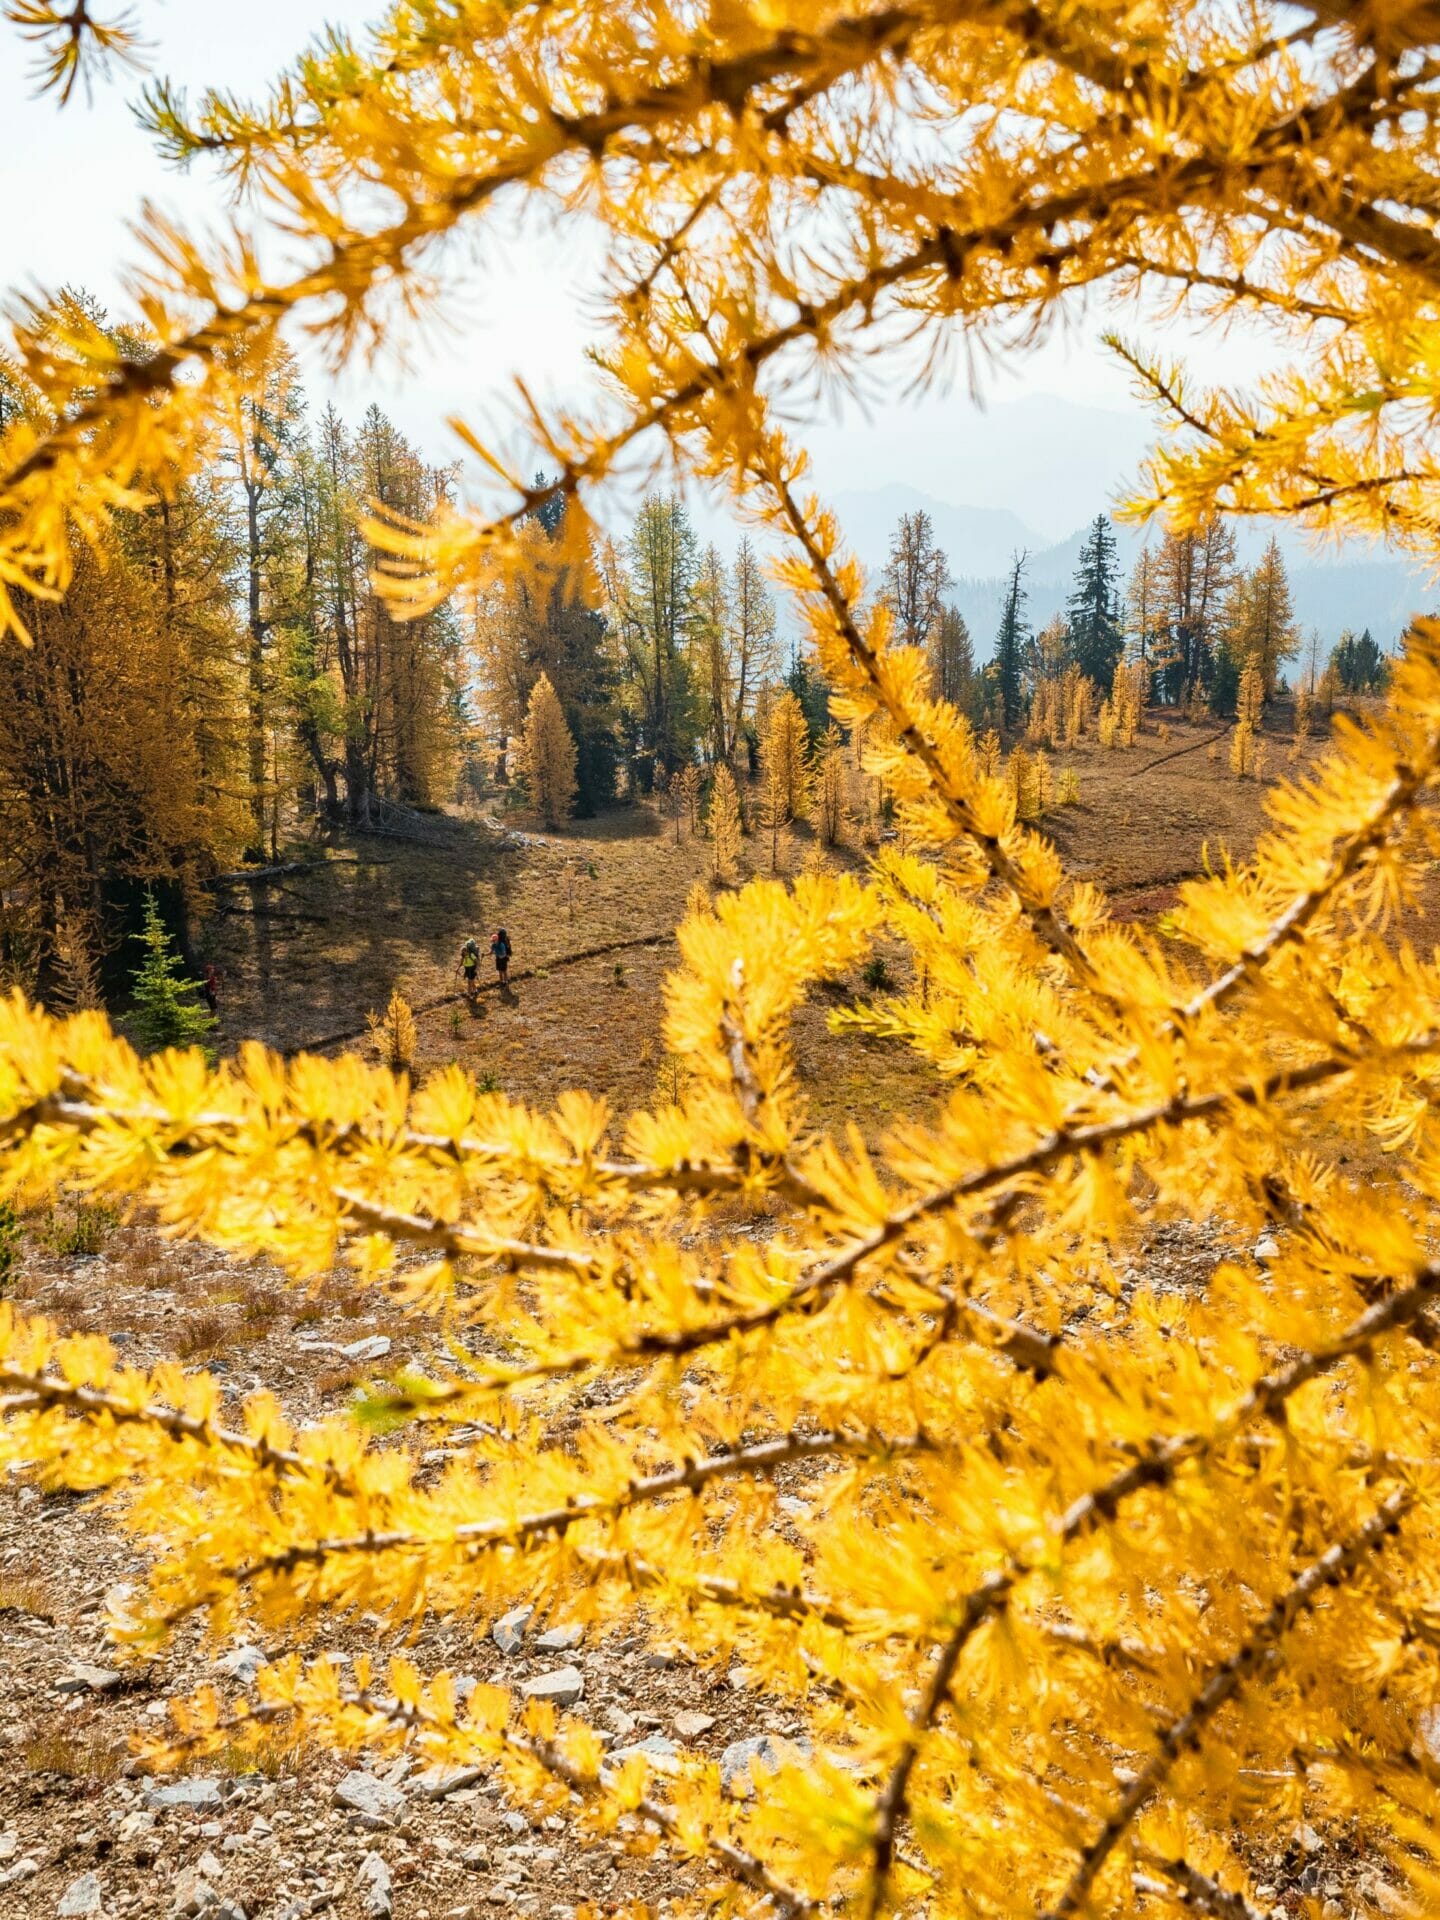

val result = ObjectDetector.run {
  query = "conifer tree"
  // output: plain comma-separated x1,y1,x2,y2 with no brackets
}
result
784,649,830,743
706,761,742,883
1125,543,1165,696
724,539,779,767
611,494,701,780
367,988,416,1073
520,672,577,827
1227,538,1300,697
1333,627,1388,692
674,762,703,838
993,553,1028,729
51,915,104,1014
880,510,952,650
815,725,848,847
128,890,216,1054
1153,518,1238,700
1065,514,1124,686
760,688,811,823
930,604,974,710
691,544,733,767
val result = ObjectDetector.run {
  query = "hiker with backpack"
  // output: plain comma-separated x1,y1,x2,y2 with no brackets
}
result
490,927,512,986
459,936,480,998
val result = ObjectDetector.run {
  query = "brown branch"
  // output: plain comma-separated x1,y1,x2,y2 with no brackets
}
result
150,1427,928,1626
1135,1852,1272,1920
0,1364,350,1490
860,1267,1440,1917
1044,1490,1409,1918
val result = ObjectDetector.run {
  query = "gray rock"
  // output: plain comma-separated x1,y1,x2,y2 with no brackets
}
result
215,1904,248,1920
340,1335,391,1364
197,1851,225,1881
117,1811,156,1842
409,1763,483,1799
171,1863,219,1915
491,1604,534,1654
454,1673,480,1704
607,1734,680,1773
214,1644,266,1687
521,1665,584,1708
357,1851,393,1920
145,1778,224,1811
602,1706,637,1738
0,1858,38,1889
501,1811,529,1835
56,1664,122,1695
719,1734,808,1796
333,1770,406,1828
460,1846,491,1870
533,1623,583,1652
1253,1236,1281,1261
58,1872,104,1917
672,1710,716,1739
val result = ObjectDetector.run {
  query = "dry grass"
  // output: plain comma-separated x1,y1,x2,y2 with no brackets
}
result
313,1361,369,1398
113,1236,174,1288
0,1573,62,1622
171,1306,233,1361
24,1731,123,1781
193,715,1399,1149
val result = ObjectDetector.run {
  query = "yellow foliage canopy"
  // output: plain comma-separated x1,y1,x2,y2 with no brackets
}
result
9,4,1440,1918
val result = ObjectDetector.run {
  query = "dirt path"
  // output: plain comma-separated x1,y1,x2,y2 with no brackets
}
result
286,929,679,1057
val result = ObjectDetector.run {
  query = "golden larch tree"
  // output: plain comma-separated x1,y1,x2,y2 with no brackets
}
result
707,761,743,884
520,671,577,828
759,687,812,825
815,724,849,847
12,7,1440,1920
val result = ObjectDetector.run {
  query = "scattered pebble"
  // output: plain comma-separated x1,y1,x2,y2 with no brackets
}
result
358,1849,394,1920
143,1778,224,1812
534,1623,583,1652
492,1604,534,1655
672,1710,716,1739
55,1663,122,1695
521,1665,584,1708
333,1770,407,1828
57,1870,104,1917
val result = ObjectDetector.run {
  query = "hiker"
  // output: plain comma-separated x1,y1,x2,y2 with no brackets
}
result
460,936,481,997
203,964,222,1016
490,926,512,986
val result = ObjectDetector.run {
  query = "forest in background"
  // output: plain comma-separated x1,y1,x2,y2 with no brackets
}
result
0,295,1400,1017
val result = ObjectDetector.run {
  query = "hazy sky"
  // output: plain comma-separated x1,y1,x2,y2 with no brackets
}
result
2,1,1291,543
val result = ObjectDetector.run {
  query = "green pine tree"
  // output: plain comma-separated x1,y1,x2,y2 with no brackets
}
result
994,552,1029,729
1066,514,1125,686
129,890,216,1054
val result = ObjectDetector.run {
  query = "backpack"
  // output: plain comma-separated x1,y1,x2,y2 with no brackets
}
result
493,930,511,962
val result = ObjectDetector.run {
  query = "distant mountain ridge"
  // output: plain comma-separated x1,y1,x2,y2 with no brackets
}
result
830,482,1435,661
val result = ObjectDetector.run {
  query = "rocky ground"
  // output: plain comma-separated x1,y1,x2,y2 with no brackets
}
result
0,1207,1418,1920
0,1215,825,1920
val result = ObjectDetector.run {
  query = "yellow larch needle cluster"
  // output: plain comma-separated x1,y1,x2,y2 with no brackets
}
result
10,3,1440,1919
